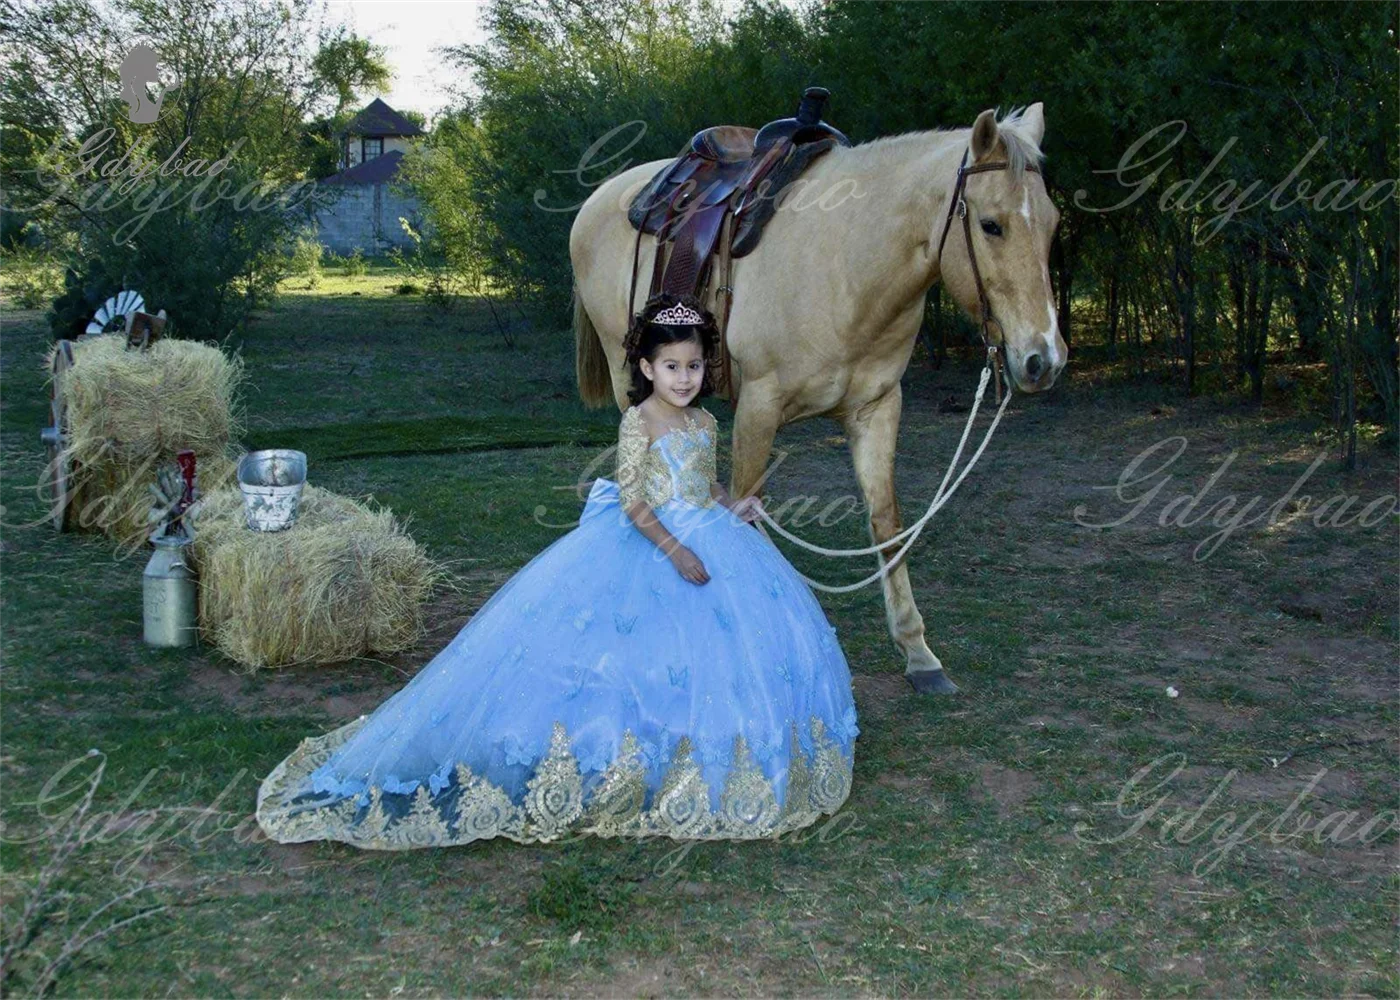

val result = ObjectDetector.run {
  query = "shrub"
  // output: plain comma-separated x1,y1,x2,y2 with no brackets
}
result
41,157,330,342
0,206,35,250
286,233,323,289
0,245,65,309
386,220,466,310
344,247,368,277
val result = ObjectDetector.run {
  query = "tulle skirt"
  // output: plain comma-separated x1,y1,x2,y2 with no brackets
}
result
256,477,860,849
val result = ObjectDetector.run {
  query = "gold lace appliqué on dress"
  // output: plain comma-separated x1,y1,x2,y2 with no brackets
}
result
256,715,853,850
616,406,717,510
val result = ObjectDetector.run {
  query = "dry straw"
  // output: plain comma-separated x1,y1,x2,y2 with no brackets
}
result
42,335,245,552
189,484,450,670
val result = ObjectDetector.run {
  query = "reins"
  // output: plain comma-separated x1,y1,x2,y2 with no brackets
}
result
753,361,1011,594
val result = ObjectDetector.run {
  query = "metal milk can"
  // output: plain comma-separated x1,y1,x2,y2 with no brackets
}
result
143,534,198,647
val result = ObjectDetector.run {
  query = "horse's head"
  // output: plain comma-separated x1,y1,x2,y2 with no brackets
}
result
935,103,1065,393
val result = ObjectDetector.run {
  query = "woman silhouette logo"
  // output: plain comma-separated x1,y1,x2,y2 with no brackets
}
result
118,44,179,124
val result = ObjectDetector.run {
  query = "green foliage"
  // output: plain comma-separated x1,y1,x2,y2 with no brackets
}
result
344,247,369,277
321,246,371,279
1,0,386,341
300,116,348,181
286,232,324,290
385,219,467,310
419,0,1395,456
0,244,66,309
391,122,493,310
36,156,327,341
9,0,1383,435
312,35,394,119
422,0,747,323
0,208,38,250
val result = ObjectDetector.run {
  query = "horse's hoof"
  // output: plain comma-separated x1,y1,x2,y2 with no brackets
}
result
906,669,959,695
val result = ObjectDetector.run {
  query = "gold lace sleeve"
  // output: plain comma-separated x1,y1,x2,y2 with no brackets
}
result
699,407,718,486
616,406,649,511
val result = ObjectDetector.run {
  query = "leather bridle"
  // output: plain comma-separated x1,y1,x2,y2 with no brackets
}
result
934,147,1042,404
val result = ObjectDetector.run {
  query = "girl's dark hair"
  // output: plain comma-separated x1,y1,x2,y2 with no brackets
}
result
622,292,721,407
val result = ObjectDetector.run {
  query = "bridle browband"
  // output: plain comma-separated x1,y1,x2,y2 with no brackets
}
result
934,147,1042,404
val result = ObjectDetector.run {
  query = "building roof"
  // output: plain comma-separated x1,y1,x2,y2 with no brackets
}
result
338,98,424,138
323,148,406,186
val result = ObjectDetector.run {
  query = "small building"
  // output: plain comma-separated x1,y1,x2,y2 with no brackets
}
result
314,98,429,256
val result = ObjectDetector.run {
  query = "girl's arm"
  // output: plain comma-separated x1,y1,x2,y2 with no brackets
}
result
710,478,735,509
713,478,766,523
617,407,687,558
699,408,765,522
625,498,688,557
617,408,710,583
700,407,740,510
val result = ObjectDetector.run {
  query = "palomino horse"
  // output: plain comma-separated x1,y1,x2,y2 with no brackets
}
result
571,103,1065,695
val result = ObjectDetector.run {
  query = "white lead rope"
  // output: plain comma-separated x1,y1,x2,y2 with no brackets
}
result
751,362,1012,594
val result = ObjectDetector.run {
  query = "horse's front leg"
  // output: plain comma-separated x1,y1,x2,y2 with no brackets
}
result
844,384,959,695
725,380,797,554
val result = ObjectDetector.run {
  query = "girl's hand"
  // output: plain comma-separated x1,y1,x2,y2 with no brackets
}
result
669,544,710,585
729,495,766,524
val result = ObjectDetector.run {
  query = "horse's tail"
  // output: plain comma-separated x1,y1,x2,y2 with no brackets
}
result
574,285,613,408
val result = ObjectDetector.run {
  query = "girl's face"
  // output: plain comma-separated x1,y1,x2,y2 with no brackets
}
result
640,337,704,408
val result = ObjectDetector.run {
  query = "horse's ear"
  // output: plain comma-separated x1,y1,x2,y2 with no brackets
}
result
970,109,999,162
1023,102,1046,147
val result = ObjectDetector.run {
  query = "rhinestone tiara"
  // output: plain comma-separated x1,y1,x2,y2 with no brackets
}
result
650,302,705,326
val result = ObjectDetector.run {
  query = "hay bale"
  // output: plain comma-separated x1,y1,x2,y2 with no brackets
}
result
44,335,245,552
189,484,449,669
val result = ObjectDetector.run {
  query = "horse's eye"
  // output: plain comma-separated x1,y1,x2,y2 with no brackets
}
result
981,219,1003,238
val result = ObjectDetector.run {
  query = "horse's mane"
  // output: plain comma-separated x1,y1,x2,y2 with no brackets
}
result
847,104,1045,183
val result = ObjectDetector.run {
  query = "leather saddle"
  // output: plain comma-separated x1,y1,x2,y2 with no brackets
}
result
626,87,851,402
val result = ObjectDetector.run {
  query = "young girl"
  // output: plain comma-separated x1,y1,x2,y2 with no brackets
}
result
256,293,859,849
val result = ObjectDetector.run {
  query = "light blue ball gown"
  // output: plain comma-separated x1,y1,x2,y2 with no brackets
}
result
256,402,860,849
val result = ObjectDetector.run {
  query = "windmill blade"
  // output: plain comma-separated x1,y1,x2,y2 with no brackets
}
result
87,290,147,335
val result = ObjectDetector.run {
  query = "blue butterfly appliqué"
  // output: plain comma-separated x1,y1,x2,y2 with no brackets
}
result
502,734,537,767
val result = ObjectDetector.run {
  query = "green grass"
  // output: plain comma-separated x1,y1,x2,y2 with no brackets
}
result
244,414,617,463
1,272,1396,997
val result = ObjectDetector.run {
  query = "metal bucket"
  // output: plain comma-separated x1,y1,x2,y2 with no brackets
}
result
143,534,198,647
238,449,307,531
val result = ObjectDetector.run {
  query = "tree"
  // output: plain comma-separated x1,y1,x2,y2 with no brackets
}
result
312,36,393,119
0,0,391,339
